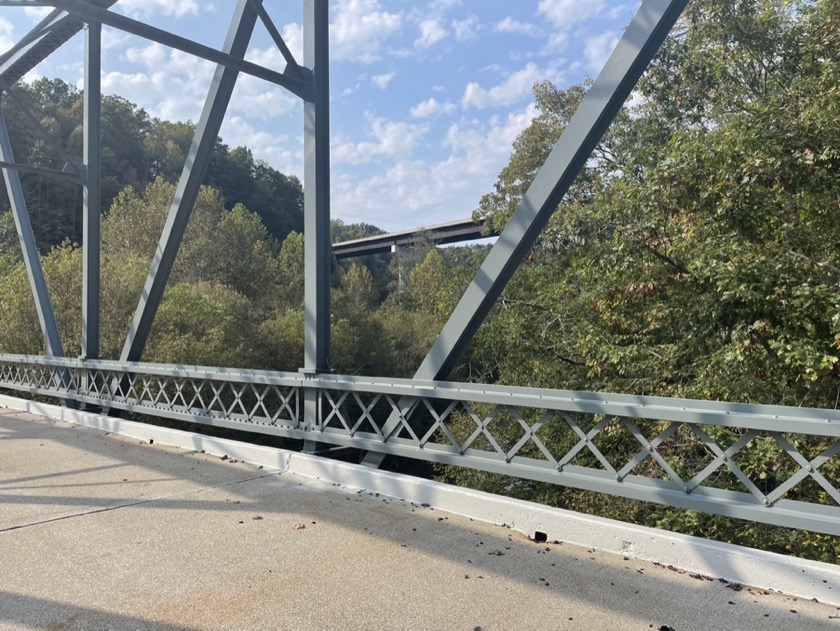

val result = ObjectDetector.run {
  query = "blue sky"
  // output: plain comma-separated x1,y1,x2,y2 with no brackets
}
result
0,1,641,232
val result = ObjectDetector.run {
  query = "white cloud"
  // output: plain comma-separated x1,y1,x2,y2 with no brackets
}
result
105,41,299,126
236,46,299,118
0,17,14,52
409,97,456,119
332,105,538,228
220,116,302,178
414,19,447,49
281,23,304,65
583,31,620,74
117,0,200,19
495,17,539,36
103,44,202,121
537,0,606,28
23,7,52,21
442,106,538,173
331,0,402,63
430,0,462,10
452,16,481,42
332,115,428,166
545,31,570,52
461,63,548,110
279,1,403,67
371,72,395,89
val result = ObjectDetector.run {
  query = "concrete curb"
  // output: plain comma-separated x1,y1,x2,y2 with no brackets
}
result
4,394,839,605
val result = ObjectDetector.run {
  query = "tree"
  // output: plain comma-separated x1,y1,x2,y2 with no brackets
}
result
205,141,304,242
332,263,388,374
144,119,194,183
145,281,261,368
258,231,305,372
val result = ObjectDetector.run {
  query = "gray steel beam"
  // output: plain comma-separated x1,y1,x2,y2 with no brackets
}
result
0,1,117,86
5,353,840,437
415,0,689,382
0,101,65,358
301,0,330,443
120,0,260,363
250,0,304,79
47,0,310,99
82,20,101,360
0,160,80,181
303,0,330,374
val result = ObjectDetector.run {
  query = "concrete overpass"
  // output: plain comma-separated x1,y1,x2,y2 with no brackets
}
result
332,218,496,259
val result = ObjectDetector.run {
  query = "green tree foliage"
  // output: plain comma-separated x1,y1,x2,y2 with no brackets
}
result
145,281,260,368
377,246,487,378
0,212,20,275
259,231,306,371
331,219,393,300
332,264,387,374
0,178,283,365
0,244,80,354
274,231,305,311
204,143,304,241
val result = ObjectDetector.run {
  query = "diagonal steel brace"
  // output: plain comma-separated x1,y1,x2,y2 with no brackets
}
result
363,0,690,467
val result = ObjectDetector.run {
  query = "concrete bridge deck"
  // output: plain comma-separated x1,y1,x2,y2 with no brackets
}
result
1,406,839,631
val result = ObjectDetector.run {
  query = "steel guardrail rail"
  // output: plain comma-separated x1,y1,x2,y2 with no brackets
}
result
3,352,840,536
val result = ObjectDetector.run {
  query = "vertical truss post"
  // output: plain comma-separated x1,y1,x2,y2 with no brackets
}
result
303,0,331,374
119,0,260,362
415,0,689,382
82,20,101,361
0,101,65,359
302,0,330,434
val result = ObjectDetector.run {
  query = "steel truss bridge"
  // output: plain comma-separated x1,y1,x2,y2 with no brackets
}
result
1,0,839,538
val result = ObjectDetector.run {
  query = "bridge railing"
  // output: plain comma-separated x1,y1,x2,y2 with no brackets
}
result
2,352,840,535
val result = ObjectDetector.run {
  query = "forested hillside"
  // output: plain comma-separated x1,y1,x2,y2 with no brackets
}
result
0,78,303,249
0,0,839,559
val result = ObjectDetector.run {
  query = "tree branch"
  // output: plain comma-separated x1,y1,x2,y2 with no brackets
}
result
646,245,689,274
786,249,840,276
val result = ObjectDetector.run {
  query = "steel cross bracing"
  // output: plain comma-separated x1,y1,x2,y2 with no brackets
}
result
4,0,839,537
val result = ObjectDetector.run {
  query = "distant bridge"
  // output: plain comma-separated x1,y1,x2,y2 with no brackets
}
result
332,218,496,259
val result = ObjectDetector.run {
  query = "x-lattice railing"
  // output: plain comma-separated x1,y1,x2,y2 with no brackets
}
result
2,353,840,536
